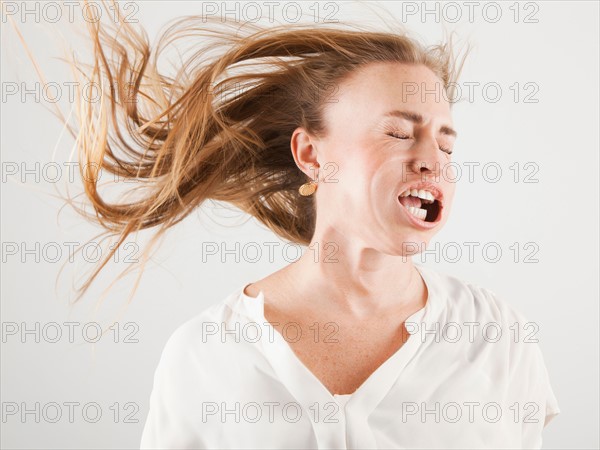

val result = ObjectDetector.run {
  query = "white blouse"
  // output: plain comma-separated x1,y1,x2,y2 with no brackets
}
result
140,264,560,449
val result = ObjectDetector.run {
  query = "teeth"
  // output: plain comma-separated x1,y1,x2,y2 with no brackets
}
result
407,206,427,220
400,188,436,203
417,189,435,203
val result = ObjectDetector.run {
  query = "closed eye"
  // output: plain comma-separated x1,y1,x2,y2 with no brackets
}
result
387,132,452,155
387,132,410,140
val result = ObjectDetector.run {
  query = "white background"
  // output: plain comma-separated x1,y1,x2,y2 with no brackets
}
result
1,1,598,448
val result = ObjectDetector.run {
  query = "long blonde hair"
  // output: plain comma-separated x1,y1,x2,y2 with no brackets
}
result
16,1,469,305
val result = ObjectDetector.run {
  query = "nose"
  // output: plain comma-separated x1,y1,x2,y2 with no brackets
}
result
406,152,441,178
418,160,436,175
405,133,444,178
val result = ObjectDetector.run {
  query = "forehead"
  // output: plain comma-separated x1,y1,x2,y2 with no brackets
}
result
327,62,452,125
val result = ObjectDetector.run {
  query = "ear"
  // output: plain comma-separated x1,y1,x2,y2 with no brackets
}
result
290,127,320,181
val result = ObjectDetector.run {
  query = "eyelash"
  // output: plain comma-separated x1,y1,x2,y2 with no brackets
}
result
387,132,453,155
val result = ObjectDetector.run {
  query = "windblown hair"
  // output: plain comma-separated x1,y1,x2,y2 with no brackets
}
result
49,1,468,304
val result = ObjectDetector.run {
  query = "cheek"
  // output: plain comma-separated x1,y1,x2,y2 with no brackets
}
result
362,155,394,188
445,178,457,202
332,145,381,186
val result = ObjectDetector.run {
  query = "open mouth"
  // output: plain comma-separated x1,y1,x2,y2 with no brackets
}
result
398,188,442,223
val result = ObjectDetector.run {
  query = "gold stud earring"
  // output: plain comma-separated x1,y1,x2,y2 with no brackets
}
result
298,179,317,196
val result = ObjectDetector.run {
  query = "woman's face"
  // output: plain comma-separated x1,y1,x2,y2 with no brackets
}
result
309,62,457,256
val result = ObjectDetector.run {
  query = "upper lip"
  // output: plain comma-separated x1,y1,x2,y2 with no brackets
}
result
397,181,444,204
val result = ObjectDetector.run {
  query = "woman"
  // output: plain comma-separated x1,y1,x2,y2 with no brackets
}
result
61,8,559,449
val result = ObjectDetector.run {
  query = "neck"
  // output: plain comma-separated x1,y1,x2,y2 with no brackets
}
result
279,226,426,319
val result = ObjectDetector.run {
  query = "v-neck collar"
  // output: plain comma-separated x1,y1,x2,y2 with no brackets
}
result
225,264,445,448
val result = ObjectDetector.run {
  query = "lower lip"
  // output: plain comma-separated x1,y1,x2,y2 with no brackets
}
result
397,197,443,230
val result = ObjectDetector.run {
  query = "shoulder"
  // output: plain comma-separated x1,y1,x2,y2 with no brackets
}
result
418,264,545,379
418,265,560,427
154,288,255,378
418,264,531,326
140,289,252,447
163,299,233,350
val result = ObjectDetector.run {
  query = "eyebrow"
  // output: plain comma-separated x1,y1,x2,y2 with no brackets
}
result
383,109,457,138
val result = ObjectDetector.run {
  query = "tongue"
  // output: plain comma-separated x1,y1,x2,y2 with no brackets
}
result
399,196,422,208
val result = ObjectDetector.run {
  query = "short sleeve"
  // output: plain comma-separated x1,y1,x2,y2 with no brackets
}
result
478,287,561,428
520,341,561,448
536,344,561,427
475,285,561,448
140,325,207,449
